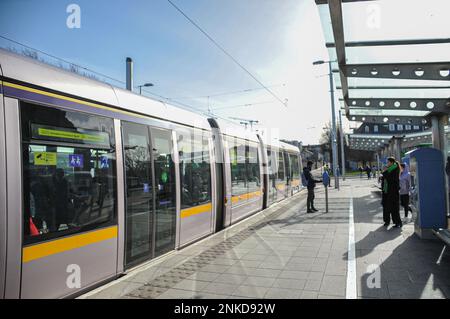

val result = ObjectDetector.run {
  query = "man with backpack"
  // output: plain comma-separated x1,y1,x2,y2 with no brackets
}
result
303,161,322,213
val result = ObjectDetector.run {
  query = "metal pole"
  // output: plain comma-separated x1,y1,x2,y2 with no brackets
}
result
126,57,133,92
328,62,339,190
338,108,346,181
376,152,380,177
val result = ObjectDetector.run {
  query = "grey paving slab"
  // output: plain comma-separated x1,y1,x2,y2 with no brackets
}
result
272,278,306,290
304,280,322,292
232,285,269,298
242,276,276,288
187,271,221,282
214,273,248,285
299,291,319,299
278,270,310,280
172,279,209,292
320,275,346,297
264,288,301,299
85,281,142,299
202,282,239,295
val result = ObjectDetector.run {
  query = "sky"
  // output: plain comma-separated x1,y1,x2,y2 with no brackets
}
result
0,0,340,145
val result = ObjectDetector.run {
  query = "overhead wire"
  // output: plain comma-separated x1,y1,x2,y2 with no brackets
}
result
166,0,288,108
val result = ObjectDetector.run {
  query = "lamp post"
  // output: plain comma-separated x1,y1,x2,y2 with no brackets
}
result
338,108,346,181
138,83,154,95
313,59,339,189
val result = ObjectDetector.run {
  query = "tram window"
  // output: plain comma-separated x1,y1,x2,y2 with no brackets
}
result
178,129,212,208
267,148,278,197
247,143,260,193
277,151,285,181
283,151,291,182
151,127,177,257
290,154,300,179
228,137,248,198
21,102,116,245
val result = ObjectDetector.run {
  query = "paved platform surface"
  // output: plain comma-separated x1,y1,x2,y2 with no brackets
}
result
81,178,450,299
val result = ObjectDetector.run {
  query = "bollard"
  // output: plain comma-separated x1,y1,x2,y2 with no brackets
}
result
322,171,330,213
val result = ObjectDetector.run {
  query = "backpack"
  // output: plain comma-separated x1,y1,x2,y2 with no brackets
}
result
301,172,308,187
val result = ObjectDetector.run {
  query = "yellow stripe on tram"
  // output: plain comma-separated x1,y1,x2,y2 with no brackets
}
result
230,190,262,204
3,82,148,120
22,226,118,263
181,202,212,219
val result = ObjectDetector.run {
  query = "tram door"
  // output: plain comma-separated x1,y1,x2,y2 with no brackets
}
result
123,122,176,268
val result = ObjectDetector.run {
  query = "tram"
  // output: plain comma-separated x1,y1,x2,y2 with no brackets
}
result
0,49,302,298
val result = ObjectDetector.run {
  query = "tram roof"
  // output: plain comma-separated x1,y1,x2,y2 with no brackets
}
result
0,48,212,131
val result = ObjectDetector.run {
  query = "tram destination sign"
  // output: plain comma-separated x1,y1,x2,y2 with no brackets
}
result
31,123,110,147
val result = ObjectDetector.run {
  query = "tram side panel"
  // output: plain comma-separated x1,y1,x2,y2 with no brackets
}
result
257,135,269,210
176,127,215,247
19,101,119,298
223,135,263,225
0,75,7,299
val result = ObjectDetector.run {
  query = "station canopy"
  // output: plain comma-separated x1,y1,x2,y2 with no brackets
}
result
315,0,450,128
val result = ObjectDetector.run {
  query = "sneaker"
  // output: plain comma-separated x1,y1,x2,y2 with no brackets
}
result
307,210,314,213
393,224,402,228
383,223,390,227
312,208,319,212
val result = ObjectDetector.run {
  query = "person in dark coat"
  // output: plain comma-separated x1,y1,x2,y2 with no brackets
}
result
303,161,321,213
365,165,371,179
382,157,402,228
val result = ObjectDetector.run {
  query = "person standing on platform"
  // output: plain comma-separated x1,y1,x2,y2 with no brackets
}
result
382,157,402,228
303,160,321,213
365,165,371,179
399,163,412,220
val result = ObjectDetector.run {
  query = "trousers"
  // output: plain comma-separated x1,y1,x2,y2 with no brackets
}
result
307,188,315,210
382,194,401,225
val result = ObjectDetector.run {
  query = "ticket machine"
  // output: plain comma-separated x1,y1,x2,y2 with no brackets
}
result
405,148,447,238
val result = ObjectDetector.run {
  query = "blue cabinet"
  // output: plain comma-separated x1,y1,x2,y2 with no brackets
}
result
405,148,447,238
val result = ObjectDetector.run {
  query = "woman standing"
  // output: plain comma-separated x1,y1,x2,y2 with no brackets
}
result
399,163,412,221
382,157,402,228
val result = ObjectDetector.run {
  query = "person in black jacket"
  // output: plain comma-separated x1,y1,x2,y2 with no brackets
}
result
303,161,321,213
381,157,402,228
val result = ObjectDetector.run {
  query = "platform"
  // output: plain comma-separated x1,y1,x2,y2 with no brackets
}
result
80,178,450,299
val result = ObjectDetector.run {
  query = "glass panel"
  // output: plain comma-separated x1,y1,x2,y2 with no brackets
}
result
342,0,450,42
228,137,248,205
283,151,292,184
178,129,212,208
277,151,285,181
348,87,450,99
22,102,116,245
290,154,300,179
123,122,153,266
247,143,260,196
348,108,429,117
345,44,450,64
276,151,286,198
267,147,277,205
347,77,450,88
151,127,176,257
317,3,334,43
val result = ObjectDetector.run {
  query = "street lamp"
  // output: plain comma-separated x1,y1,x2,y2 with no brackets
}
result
313,59,339,190
137,83,154,95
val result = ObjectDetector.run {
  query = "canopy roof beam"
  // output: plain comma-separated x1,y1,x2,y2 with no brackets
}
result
326,38,450,48
344,98,450,112
343,62,450,81
348,115,429,126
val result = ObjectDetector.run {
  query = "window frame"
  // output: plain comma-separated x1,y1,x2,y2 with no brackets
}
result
21,101,118,246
